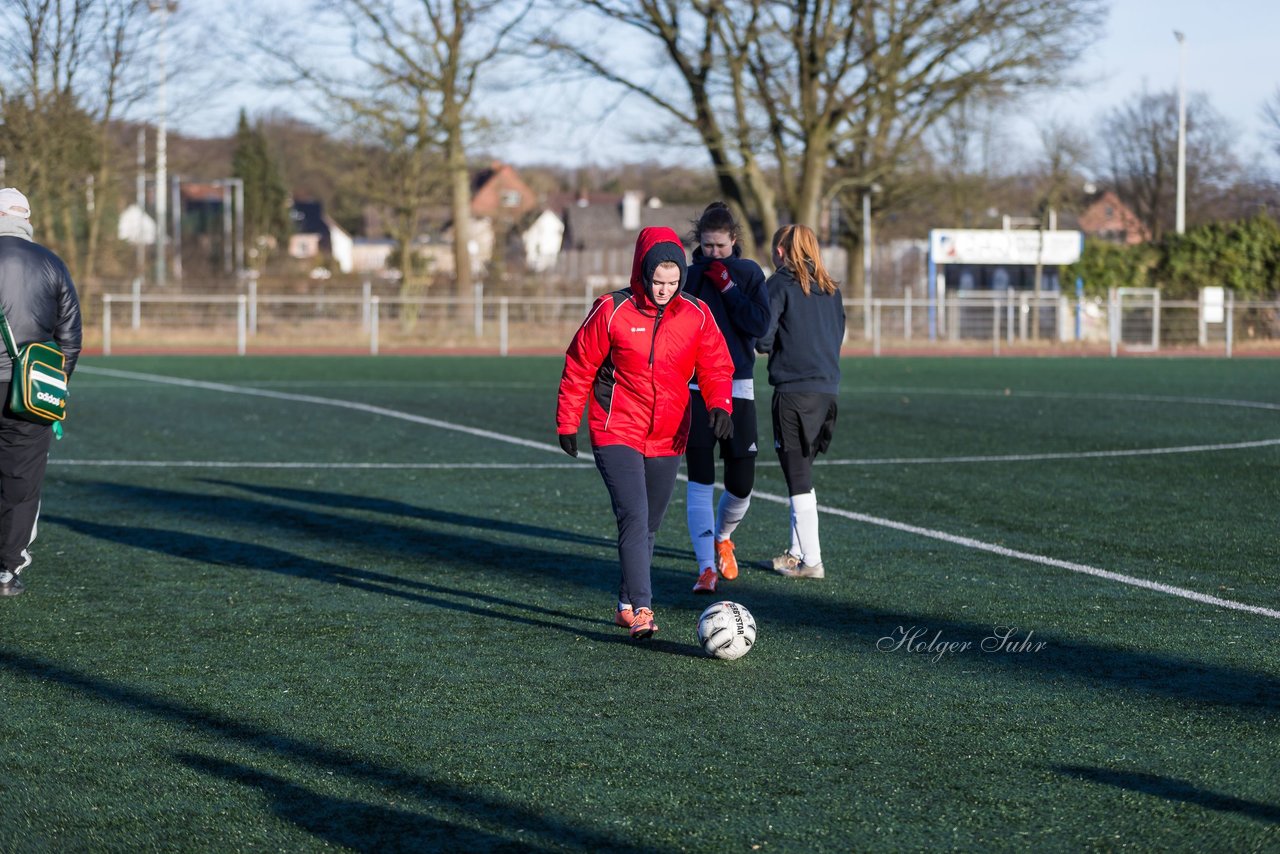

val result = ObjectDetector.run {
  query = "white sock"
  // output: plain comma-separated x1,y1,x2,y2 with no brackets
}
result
789,502,801,556
618,601,631,612
791,490,820,565
716,491,751,541
686,481,716,571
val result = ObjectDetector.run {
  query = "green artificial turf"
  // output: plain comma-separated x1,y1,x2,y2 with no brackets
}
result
1,355,1277,851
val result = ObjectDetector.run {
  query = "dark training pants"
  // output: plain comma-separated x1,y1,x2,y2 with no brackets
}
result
772,392,838,496
0,396,53,575
593,444,682,611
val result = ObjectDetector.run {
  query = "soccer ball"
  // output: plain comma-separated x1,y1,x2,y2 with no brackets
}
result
696,601,757,660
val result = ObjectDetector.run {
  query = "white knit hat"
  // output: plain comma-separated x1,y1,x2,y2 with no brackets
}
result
0,188,31,220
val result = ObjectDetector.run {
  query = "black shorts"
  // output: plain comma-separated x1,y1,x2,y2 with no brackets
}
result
771,392,837,458
687,392,759,458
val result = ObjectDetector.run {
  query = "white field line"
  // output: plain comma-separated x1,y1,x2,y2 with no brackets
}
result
746,490,1280,620
71,366,1280,620
854,386,1280,412
76,365,552,453
820,437,1280,466
56,460,588,470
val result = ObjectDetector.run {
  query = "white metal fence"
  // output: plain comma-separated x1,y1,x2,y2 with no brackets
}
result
97,287,1280,357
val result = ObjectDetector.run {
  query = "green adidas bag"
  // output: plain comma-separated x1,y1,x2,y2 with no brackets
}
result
0,310,67,425
9,341,67,424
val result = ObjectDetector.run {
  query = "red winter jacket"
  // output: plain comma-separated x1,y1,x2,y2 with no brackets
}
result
557,227,734,456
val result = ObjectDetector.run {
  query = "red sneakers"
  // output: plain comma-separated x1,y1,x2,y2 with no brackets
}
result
629,607,658,639
614,607,634,628
715,539,739,580
692,567,719,594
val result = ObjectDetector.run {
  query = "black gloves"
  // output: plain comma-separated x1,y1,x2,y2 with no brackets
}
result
558,433,579,458
709,408,734,441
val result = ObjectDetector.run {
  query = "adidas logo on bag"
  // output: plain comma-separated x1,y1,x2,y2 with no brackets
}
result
36,391,63,407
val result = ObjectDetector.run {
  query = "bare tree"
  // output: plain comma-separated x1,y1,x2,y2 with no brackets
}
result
1264,86,1280,158
546,0,1104,259
0,0,99,273
1101,89,1240,241
83,0,154,287
1029,120,1089,336
257,0,532,299
1,0,164,298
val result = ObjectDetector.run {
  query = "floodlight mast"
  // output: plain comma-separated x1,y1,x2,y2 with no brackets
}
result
1174,30,1187,235
150,1,178,285
862,183,881,339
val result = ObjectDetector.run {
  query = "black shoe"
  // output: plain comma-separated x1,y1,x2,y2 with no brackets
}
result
0,575,25,597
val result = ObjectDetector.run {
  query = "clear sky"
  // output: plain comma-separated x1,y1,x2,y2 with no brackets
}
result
1034,0,1278,159
180,1,1278,170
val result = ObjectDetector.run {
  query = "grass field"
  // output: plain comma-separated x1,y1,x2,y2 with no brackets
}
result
2,354,1278,851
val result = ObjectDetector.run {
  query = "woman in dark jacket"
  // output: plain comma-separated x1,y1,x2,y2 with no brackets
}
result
682,202,771,594
556,227,735,638
755,224,845,580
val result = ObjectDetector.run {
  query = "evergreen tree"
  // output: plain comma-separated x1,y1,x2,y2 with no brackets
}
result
231,109,290,264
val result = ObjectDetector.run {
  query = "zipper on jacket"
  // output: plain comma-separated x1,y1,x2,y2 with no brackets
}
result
647,306,664,443
648,307,663,367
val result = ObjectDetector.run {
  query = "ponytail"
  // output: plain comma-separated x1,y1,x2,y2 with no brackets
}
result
771,224,837,296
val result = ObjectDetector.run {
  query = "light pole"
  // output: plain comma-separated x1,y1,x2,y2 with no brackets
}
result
151,1,177,285
1174,29,1187,235
862,183,881,339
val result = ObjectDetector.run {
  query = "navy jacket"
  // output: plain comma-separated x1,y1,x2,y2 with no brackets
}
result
756,264,844,395
684,246,770,384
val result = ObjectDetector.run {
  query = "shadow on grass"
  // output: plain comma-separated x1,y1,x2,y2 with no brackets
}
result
1055,765,1280,824
0,648,654,852
49,480,1280,708
198,478,691,562
44,514,700,660
176,753,533,852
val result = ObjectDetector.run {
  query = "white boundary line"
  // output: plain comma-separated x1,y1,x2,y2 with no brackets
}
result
72,365,1280,620
820,437,1280,466
55,460,587,470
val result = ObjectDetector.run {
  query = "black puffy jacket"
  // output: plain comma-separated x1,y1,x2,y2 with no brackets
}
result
0,236,83,382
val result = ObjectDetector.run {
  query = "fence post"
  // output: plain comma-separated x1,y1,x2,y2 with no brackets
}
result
904,286,913,341
1225,291,1234,358
500,297,509,357
474,282,484,339
1197,288,1206,347
370,296,380,355
236,295,247,356
131,278,142,329
362,279,372,331
248,278,258,336
992,299,1001,356
103,294,113,356
1075,277,1084,341
872,299,881,357
1108,288,1118,357
1152,290,1161,351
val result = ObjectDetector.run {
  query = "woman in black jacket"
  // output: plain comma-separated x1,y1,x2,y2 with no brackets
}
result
681,203,771,594
755,224,845,579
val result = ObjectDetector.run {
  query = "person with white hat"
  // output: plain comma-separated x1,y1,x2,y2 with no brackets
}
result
0,187,82,597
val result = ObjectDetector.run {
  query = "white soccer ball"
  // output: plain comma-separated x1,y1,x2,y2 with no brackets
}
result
696,601,757,660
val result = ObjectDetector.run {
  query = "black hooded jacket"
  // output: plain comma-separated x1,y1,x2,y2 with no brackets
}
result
684,245,770,382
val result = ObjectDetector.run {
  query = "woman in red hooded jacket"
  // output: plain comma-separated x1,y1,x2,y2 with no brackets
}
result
556,227,735,639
